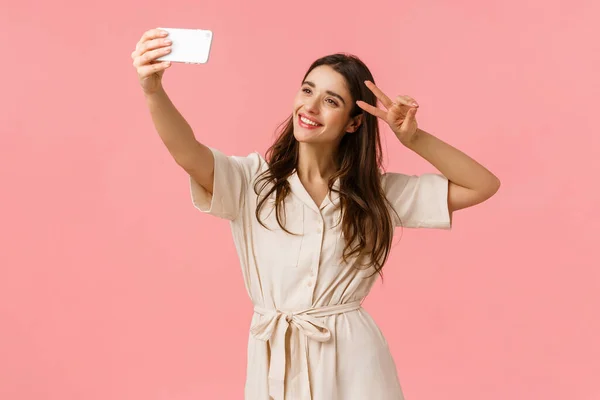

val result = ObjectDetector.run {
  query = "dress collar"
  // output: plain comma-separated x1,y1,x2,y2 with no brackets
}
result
288,171,340,213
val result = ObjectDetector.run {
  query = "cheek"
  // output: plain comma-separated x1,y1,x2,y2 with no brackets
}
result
324,110,346,126
292,95,304,111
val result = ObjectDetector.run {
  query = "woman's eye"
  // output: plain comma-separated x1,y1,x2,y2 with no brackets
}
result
301,87,337,106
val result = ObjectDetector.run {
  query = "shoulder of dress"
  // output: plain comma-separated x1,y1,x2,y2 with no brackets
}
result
227,150,268,183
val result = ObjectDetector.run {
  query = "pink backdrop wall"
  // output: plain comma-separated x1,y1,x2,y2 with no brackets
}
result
1,0,599,399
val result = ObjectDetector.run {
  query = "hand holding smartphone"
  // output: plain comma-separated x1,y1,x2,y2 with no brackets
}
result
131,27,213,95
155,27,213,64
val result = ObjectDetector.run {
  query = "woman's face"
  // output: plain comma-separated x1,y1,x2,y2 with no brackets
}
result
292,65,362,145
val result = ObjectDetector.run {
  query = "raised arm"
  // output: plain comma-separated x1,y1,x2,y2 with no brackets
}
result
131,28,215,194
357,80,500,217
144,88,215,194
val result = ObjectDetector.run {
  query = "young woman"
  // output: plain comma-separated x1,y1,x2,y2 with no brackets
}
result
132,28,500,400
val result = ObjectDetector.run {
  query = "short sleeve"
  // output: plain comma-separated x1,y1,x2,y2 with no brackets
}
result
189,147,262,221
381,172,452,229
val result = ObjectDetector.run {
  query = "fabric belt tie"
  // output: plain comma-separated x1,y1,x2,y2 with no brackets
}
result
250,301,362,400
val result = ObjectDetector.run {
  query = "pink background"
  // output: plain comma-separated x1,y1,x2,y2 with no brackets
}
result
1,0,599,399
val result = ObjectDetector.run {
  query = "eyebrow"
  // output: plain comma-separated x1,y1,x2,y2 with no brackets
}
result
302,81,346,106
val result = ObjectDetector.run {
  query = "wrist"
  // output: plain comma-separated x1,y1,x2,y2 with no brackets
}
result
143,88,168,108
143,85,166,100
404,128,428,150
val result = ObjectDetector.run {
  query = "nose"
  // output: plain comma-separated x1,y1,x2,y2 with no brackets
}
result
303,96,320,114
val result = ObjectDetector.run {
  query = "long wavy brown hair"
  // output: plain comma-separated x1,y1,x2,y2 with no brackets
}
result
253,53,400,276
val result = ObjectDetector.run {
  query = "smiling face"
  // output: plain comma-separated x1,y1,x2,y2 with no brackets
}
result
292,65,362,145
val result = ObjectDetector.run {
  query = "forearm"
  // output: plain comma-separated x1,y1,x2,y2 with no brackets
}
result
406,129,500,192
144,87,199,164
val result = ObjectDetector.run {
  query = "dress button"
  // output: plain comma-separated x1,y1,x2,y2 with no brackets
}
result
307,280,314,287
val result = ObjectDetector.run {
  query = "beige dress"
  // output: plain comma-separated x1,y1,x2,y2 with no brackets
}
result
190,148,452,400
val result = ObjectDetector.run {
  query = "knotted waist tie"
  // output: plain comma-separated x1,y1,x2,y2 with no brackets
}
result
250,301,362,400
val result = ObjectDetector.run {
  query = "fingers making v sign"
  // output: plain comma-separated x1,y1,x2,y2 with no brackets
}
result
356,80,421,147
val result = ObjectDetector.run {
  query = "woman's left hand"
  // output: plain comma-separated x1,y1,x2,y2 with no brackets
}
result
356,80,421,147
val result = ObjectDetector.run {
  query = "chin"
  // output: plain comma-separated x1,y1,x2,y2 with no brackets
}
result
292,131,309,143
293,128,318,144
291,122,307,142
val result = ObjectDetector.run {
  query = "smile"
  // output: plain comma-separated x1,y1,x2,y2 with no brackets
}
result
298,114,322,129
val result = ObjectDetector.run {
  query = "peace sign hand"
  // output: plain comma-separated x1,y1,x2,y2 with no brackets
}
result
356,81,421,147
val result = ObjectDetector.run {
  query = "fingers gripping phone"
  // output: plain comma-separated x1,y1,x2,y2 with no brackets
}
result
156,28,213,64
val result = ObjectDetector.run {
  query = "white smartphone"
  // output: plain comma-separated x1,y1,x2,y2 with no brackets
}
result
155,27,213,64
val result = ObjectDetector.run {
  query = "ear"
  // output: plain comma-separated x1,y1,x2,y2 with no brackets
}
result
345,114,363,133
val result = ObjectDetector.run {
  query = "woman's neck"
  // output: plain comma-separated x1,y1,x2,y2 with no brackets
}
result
296,142,338,183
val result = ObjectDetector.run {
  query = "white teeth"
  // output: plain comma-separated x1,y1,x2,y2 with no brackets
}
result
300,116,320,126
